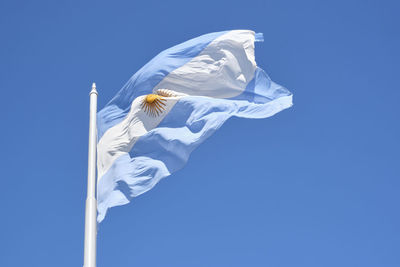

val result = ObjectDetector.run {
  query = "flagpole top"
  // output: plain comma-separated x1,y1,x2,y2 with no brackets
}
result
90,82,98,95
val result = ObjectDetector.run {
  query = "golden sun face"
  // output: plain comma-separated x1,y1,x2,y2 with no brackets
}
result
141,94,166,117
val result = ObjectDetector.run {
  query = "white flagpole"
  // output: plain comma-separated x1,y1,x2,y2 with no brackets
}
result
84,82,98,267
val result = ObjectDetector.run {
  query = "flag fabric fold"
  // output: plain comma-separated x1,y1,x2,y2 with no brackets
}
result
96,30,292,222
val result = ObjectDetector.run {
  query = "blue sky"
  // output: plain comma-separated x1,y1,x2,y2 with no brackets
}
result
1,0,399,266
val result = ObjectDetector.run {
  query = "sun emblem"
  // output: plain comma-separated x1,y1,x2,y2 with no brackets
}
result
141,94,166,117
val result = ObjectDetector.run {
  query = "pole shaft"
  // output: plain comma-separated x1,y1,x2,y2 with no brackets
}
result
84,83,98,267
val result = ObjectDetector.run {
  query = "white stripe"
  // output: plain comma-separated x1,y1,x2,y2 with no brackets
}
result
153,30,257,98
97,95,184,179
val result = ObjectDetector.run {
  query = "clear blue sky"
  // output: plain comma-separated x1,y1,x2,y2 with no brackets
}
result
1,0,399,266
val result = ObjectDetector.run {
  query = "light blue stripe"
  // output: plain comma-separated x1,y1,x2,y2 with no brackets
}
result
255,32,264,42
97,67,292,222
229,67,291,106
97,31,228,139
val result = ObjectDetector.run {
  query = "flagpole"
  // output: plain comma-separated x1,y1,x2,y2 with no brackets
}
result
84,82,98,267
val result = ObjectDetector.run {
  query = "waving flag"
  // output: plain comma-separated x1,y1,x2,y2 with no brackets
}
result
96,30,292,222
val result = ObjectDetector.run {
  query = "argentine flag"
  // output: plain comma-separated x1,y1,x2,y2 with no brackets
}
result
97,30,292,222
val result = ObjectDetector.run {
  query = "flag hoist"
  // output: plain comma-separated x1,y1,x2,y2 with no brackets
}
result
84,82,98,267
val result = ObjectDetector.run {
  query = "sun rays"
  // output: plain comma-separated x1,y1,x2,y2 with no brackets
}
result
141,94,167,117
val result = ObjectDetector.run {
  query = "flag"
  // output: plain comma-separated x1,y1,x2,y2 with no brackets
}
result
96,30,293,222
